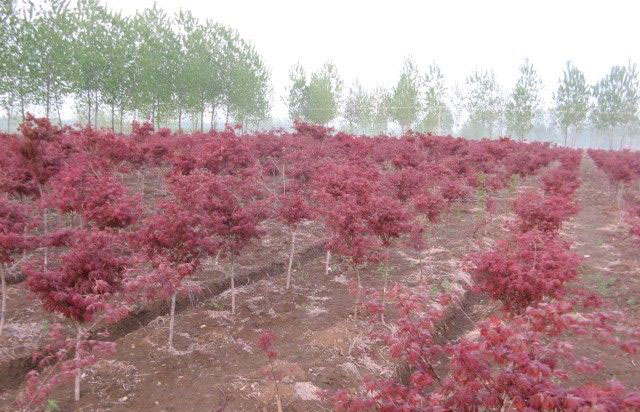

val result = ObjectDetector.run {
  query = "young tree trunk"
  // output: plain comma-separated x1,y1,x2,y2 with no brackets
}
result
111,103,115,132
45,76,51,119
353,270,362,318
119,105,124,133
55,94,62,126
94,92,99,129
0,264,6,336
617,184,625,225
87,91,92,127
74,324,82,401
381,250,390,316
20,93,25,122
286,231,296,290
200,108,204,133
177,106,182,133
325,250,331,276
225,105,229,127
608,129,613,150
230,257,236,314
210,104,215,131
6,107,10,132
155,100,160,129
39,185,49,271
168,292,177,351
282,163,286,195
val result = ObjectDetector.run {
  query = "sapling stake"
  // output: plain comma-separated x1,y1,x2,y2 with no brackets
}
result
0,264,6,336
230,257,236,314
74,324,82,401
168,292,177,350
325,250,331,276
285,231,296,290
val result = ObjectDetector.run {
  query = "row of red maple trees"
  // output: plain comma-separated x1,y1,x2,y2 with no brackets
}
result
588,148,640,241
332,149,640,410
0,116,638,409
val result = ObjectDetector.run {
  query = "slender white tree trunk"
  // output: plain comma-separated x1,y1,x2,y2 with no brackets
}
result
286,231,296,289
0,264,6,336
168,292,176,351
75,324,82,401
230,258,236,314
325,250,331,276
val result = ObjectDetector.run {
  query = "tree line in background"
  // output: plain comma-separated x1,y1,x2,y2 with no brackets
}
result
0,0,270,132
286,58,640,149
1,0,639,148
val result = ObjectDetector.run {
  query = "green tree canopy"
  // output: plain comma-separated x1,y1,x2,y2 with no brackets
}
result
553,61,589,146
390,57,421,132
505,59,542,140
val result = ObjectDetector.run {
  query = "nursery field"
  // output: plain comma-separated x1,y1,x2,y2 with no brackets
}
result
1,118,640,411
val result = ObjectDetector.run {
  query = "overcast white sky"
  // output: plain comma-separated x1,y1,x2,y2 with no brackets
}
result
105,0,640,118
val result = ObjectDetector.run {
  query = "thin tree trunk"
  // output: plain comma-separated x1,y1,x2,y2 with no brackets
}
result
210,104,215,131
111,103,115,132
38,184,49,271
74,324,82,401
230,257,236,314
353,270,362,318
178,106,182,133
45,76,51,119
168,292,176,350
87,91,92,127
20,93,25,122
6,108,10,132
119,105,124,133
0,264,6,336
325,250,331,276
282,163,286,195
94,92,99,129
381,251,390,317
225,105,229,127
213,106,217,131
286,231,296,289
55,94,62,126
200,108,204,133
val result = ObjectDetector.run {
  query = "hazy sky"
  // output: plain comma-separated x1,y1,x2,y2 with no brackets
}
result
105,0,640,118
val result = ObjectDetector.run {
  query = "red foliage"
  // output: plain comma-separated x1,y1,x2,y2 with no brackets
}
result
48,157,141,229
588,149,640,186
293,120,334,140
412,191,446,223
471,230,580,312
257,330,278,360
513,190,579,233
25,230,130,323
22,323,116,407
542,166,581,197
131,120,154,138
278,193,313,227
0,195,31,263
333,288,640,412
170,172,265,258
365,195,413,247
